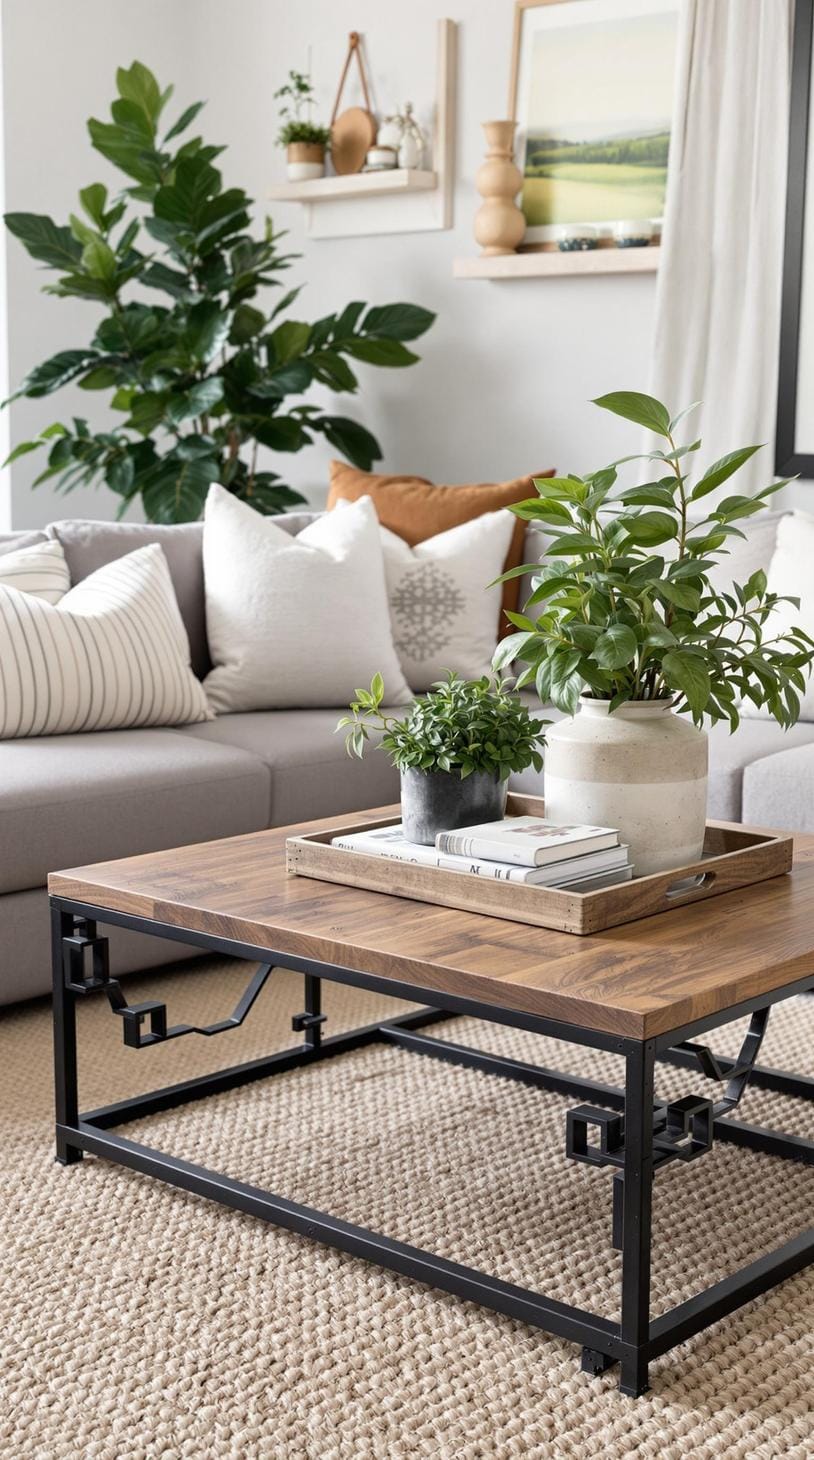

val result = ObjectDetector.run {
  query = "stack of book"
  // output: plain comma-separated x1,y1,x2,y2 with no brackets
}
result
331,815,633,890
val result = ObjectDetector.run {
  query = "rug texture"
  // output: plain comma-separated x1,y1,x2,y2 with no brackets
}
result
1,957,814,1458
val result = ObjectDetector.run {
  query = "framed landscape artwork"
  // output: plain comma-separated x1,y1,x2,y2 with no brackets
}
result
509,0,679,246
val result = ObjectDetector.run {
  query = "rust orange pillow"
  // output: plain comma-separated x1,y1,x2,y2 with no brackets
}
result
326,461,554,628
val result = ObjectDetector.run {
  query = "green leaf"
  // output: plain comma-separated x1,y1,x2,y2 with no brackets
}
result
167,376,224,424
620,511,678,546
3,439,44,466
164,100,205,143
592,391,672,437
658,579,701,611
184,299,230,363
81,237,117,283
591,624,638,670
661,650,711,716
317,415,381,471
268,319,311,365
343,337,419,368
4,213,82,270
78,365,119,390
361,303,435,341
690,445,763,500
229,302,266,345
141,452,220,522
11,348,99,400
617,482,677,508
79,183,108,228
106,452,135,496
116,61,163,124
310,350,359,393
712,493,763,522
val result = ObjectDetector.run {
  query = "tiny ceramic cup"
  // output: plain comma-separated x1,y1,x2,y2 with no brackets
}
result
557,223,599,252
613,219,654,248
365,145,397,170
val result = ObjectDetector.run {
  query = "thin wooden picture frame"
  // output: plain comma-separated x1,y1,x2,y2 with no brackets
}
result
507,0,678,247
776,0,814,476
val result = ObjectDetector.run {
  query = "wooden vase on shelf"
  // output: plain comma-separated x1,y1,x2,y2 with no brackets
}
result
474,121,525,256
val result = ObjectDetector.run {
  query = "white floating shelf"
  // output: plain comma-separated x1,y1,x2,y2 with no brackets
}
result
268,169,438,202
453,246,660,280
267,18,456,239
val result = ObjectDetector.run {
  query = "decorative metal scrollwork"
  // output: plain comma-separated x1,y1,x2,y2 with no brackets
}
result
63,918,275,1050
565,1007,772,1248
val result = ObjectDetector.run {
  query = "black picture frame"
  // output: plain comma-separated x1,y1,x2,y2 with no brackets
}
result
777,0,814,476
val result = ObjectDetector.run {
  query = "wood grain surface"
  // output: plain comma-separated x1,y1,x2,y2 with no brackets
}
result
49,807,814,1042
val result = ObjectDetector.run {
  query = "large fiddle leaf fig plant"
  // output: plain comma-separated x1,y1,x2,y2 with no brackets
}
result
493,392,814,731
3,61,434,522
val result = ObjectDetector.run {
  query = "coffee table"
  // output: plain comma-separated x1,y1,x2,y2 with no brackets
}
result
49,808,814,1396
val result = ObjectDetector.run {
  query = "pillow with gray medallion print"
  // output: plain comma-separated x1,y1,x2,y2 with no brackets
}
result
337,498,516,691
0,543,212,738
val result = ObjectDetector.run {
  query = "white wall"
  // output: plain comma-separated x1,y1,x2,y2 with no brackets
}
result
2,0,658,527
1,0,195,528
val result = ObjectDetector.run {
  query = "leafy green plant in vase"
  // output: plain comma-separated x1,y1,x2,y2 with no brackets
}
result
493,391,814,877
274,69,332,180
3,61,434,522
338,673,547,845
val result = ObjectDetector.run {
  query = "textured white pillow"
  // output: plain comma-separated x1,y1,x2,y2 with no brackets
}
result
337,499,516,690
0,544,211,739
202,485,411,711
755,509,814,721
0,539,70,603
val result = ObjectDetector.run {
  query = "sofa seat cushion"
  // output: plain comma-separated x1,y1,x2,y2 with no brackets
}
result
0,728,271,894
180,711,400,825
742,743,814,833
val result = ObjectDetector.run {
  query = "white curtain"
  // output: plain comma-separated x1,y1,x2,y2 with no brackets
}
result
650,0,794,498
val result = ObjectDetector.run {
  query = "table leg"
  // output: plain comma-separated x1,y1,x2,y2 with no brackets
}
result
619,1039,655,1396
51,904,82,1166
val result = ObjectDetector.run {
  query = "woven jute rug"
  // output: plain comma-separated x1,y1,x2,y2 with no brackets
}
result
2,957,814,1458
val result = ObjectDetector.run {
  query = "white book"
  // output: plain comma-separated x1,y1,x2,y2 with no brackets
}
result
563,866,634,892
331,825,630,887
436,816,620,868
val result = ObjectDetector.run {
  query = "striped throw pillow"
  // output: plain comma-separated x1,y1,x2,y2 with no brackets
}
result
0,540,70,603
0,543,212,739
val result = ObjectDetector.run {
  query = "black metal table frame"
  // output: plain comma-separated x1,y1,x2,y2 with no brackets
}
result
51,895,814,1397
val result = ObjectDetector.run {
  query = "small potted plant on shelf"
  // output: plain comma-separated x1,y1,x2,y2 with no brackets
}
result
492,391,814,877
338,672,547,845
274,69,331,180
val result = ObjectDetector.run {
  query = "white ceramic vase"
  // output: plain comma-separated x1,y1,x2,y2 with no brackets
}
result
543,696,708,878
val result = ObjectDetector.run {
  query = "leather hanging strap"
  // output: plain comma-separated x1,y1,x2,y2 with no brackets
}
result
330,32,372,125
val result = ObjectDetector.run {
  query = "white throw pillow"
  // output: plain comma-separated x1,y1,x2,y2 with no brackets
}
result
753,508,814,721
0,544,211,739
0,539,70,603
336,497,516,690
202,484,411,711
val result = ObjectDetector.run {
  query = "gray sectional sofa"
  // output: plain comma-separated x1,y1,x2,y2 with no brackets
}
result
1,509,810,1005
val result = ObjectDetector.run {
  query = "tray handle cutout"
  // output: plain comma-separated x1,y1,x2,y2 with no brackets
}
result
665,871,717,900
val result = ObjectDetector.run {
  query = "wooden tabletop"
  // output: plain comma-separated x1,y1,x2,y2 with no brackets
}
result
49,808,814,1042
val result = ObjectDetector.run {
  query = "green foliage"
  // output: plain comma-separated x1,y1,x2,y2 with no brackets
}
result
278,121,332,148
492,392,814,731
3,62,434,522
337,672,548,780
274,69,330,149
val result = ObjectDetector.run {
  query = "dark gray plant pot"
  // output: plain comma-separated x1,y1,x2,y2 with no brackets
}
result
400,768,508,846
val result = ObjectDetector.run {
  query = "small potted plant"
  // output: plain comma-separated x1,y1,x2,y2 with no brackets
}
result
274,69,331,181
337,672,547,845
493,391,814,876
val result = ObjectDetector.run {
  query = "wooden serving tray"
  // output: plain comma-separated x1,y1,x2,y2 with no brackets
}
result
286,793,793,936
